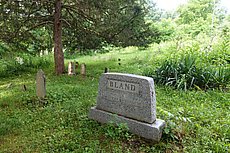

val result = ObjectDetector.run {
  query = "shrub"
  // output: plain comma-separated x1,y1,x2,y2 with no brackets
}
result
144,54,230,90
209,26,230,66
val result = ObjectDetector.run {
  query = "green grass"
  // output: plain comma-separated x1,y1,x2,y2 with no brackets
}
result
0,46,229,152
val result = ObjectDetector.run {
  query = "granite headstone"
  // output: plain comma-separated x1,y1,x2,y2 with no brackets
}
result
36,69,46,99
81,63,86,76
88,73,165,141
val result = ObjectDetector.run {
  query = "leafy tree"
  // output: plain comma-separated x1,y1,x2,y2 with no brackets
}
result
0,0,64,74
177,0,217,24
176,0,225,37
0,0,158,74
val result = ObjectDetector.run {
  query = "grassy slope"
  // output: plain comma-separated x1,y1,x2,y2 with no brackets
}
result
0,47,229,152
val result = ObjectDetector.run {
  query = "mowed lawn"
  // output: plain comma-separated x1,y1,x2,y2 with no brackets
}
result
0,47,229,152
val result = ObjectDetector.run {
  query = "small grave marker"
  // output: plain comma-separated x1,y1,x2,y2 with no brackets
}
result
36,69,46,99
80,63,86,76
68,62,76,75
88,73,165,141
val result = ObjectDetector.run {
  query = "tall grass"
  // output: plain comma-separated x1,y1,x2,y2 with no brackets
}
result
143,42,230,90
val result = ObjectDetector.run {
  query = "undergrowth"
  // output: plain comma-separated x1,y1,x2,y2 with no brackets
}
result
0,54,52,77
144,41,230,91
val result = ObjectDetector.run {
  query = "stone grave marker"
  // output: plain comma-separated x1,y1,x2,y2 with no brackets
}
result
88,73,165,141
36,69,46,99
68,62,76,75
80,63,86,76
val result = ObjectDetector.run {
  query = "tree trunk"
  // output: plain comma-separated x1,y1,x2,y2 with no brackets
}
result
54,0,64,75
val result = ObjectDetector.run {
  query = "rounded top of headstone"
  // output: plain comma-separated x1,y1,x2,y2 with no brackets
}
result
37,69,44,74
102,73,153,82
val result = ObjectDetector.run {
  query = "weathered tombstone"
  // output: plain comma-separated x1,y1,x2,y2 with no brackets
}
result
68,62,76,75
88,73,165,142
80,63,86,76
36,69,46,99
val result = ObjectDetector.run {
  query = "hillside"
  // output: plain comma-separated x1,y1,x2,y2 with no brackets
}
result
0,47,229,152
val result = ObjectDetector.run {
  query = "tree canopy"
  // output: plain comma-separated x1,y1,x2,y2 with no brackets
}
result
176,0,225,37
0,0,158,51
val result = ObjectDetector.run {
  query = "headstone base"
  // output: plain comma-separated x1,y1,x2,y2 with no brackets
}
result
89,107,166,142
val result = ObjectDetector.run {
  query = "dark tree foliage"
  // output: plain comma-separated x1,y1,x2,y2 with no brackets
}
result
0,0,54,53
0,0,158,50
61,0,158,50
0,0,159,74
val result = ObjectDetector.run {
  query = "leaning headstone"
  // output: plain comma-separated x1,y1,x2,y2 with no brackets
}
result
88,73,165,142
80,63,86,76
68,62,76,75
36,69,46,99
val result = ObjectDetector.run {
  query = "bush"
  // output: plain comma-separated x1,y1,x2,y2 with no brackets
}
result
209,33,230,65
144,53,230,90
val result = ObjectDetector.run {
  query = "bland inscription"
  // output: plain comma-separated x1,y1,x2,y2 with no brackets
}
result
89,73,165,141
96,73,156,123
107,79,139,93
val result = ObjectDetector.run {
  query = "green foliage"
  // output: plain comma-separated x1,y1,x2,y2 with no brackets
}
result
105,122,132,140
151,19,176,42
0,113,21,136
143,16,230,91
0,46,229,152
144,50,230,90
199,27,230,87
209,26,230,65
159,107,191,142
0,54,52,77
0,42,10,58
0,0,230,151
27,28,53,55
151,54,198,90
1,0,159,53
175,0,225,37
64,43,119,59
142,39,230,90
177,0,215,24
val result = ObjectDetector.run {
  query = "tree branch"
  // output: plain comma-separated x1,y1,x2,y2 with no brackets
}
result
63,5,96,23
25,21,54,32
